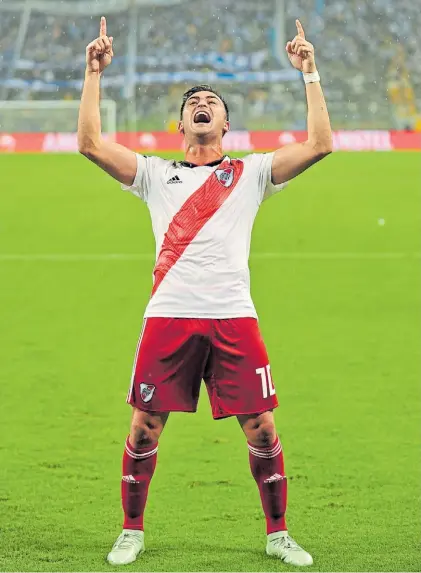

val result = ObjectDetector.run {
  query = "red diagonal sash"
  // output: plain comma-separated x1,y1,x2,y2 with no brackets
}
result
151,159,244,297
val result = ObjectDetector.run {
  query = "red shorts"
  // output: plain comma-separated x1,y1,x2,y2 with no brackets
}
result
126,318,278,419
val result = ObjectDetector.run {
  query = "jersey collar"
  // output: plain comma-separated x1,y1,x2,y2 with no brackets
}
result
179,156,229,168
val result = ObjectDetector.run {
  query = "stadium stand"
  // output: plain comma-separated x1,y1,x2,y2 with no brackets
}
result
0,0,419,130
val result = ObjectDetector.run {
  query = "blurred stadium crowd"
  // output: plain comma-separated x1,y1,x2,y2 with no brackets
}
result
0,0,419,131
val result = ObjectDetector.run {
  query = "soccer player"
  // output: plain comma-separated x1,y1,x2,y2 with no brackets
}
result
78,16,332,567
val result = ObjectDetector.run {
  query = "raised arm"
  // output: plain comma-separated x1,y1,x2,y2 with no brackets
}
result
78,17,137,186
271,20,332,186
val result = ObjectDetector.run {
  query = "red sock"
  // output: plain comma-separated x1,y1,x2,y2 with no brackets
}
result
248,436,287,534
121,437,158,531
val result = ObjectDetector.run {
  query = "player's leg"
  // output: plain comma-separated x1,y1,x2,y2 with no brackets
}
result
237,410,287,533
238,411,312,566
108,317,209,565
107,409,168,566
123,408,169,531
206,318,313,566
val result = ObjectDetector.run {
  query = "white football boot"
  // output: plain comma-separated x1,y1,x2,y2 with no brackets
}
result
107,529,145,565
266,531,313,566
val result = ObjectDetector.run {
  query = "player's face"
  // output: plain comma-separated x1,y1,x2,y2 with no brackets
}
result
179,91,230,140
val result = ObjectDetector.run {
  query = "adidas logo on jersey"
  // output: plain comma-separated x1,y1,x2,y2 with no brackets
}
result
167,175,182,184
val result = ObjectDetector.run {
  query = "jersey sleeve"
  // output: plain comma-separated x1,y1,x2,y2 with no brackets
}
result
121,154,157,203
253,152,288,203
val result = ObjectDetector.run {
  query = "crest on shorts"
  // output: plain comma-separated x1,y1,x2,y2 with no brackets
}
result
140,383,156,403
215,167,234,188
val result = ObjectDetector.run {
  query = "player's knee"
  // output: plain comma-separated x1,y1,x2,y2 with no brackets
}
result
130,422,159,447
253,422,277,447
130,409,167,448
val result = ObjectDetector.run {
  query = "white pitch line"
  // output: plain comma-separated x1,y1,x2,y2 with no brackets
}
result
251,252,421,260
0,252,419,262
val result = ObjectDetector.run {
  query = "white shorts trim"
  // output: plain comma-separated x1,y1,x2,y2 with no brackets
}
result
126,319,148,403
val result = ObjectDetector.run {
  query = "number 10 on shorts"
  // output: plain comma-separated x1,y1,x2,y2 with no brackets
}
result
256,365,276,398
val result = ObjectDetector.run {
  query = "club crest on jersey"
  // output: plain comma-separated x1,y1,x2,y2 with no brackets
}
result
215,167,234,188
139,383,156,403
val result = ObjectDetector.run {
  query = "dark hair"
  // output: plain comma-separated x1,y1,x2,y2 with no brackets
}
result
180,85,230,120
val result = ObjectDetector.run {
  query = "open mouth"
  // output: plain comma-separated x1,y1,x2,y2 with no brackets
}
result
193,110,211,124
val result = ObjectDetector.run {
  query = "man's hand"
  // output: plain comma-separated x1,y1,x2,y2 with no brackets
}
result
286,20,316,73
86,16,114,74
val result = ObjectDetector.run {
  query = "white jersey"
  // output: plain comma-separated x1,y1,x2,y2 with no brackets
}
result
122,153,286,318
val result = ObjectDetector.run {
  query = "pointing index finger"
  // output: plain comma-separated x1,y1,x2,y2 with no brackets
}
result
296,19,305,39
100,16,107,37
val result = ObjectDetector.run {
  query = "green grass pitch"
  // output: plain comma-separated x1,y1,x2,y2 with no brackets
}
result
0,151,420,572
